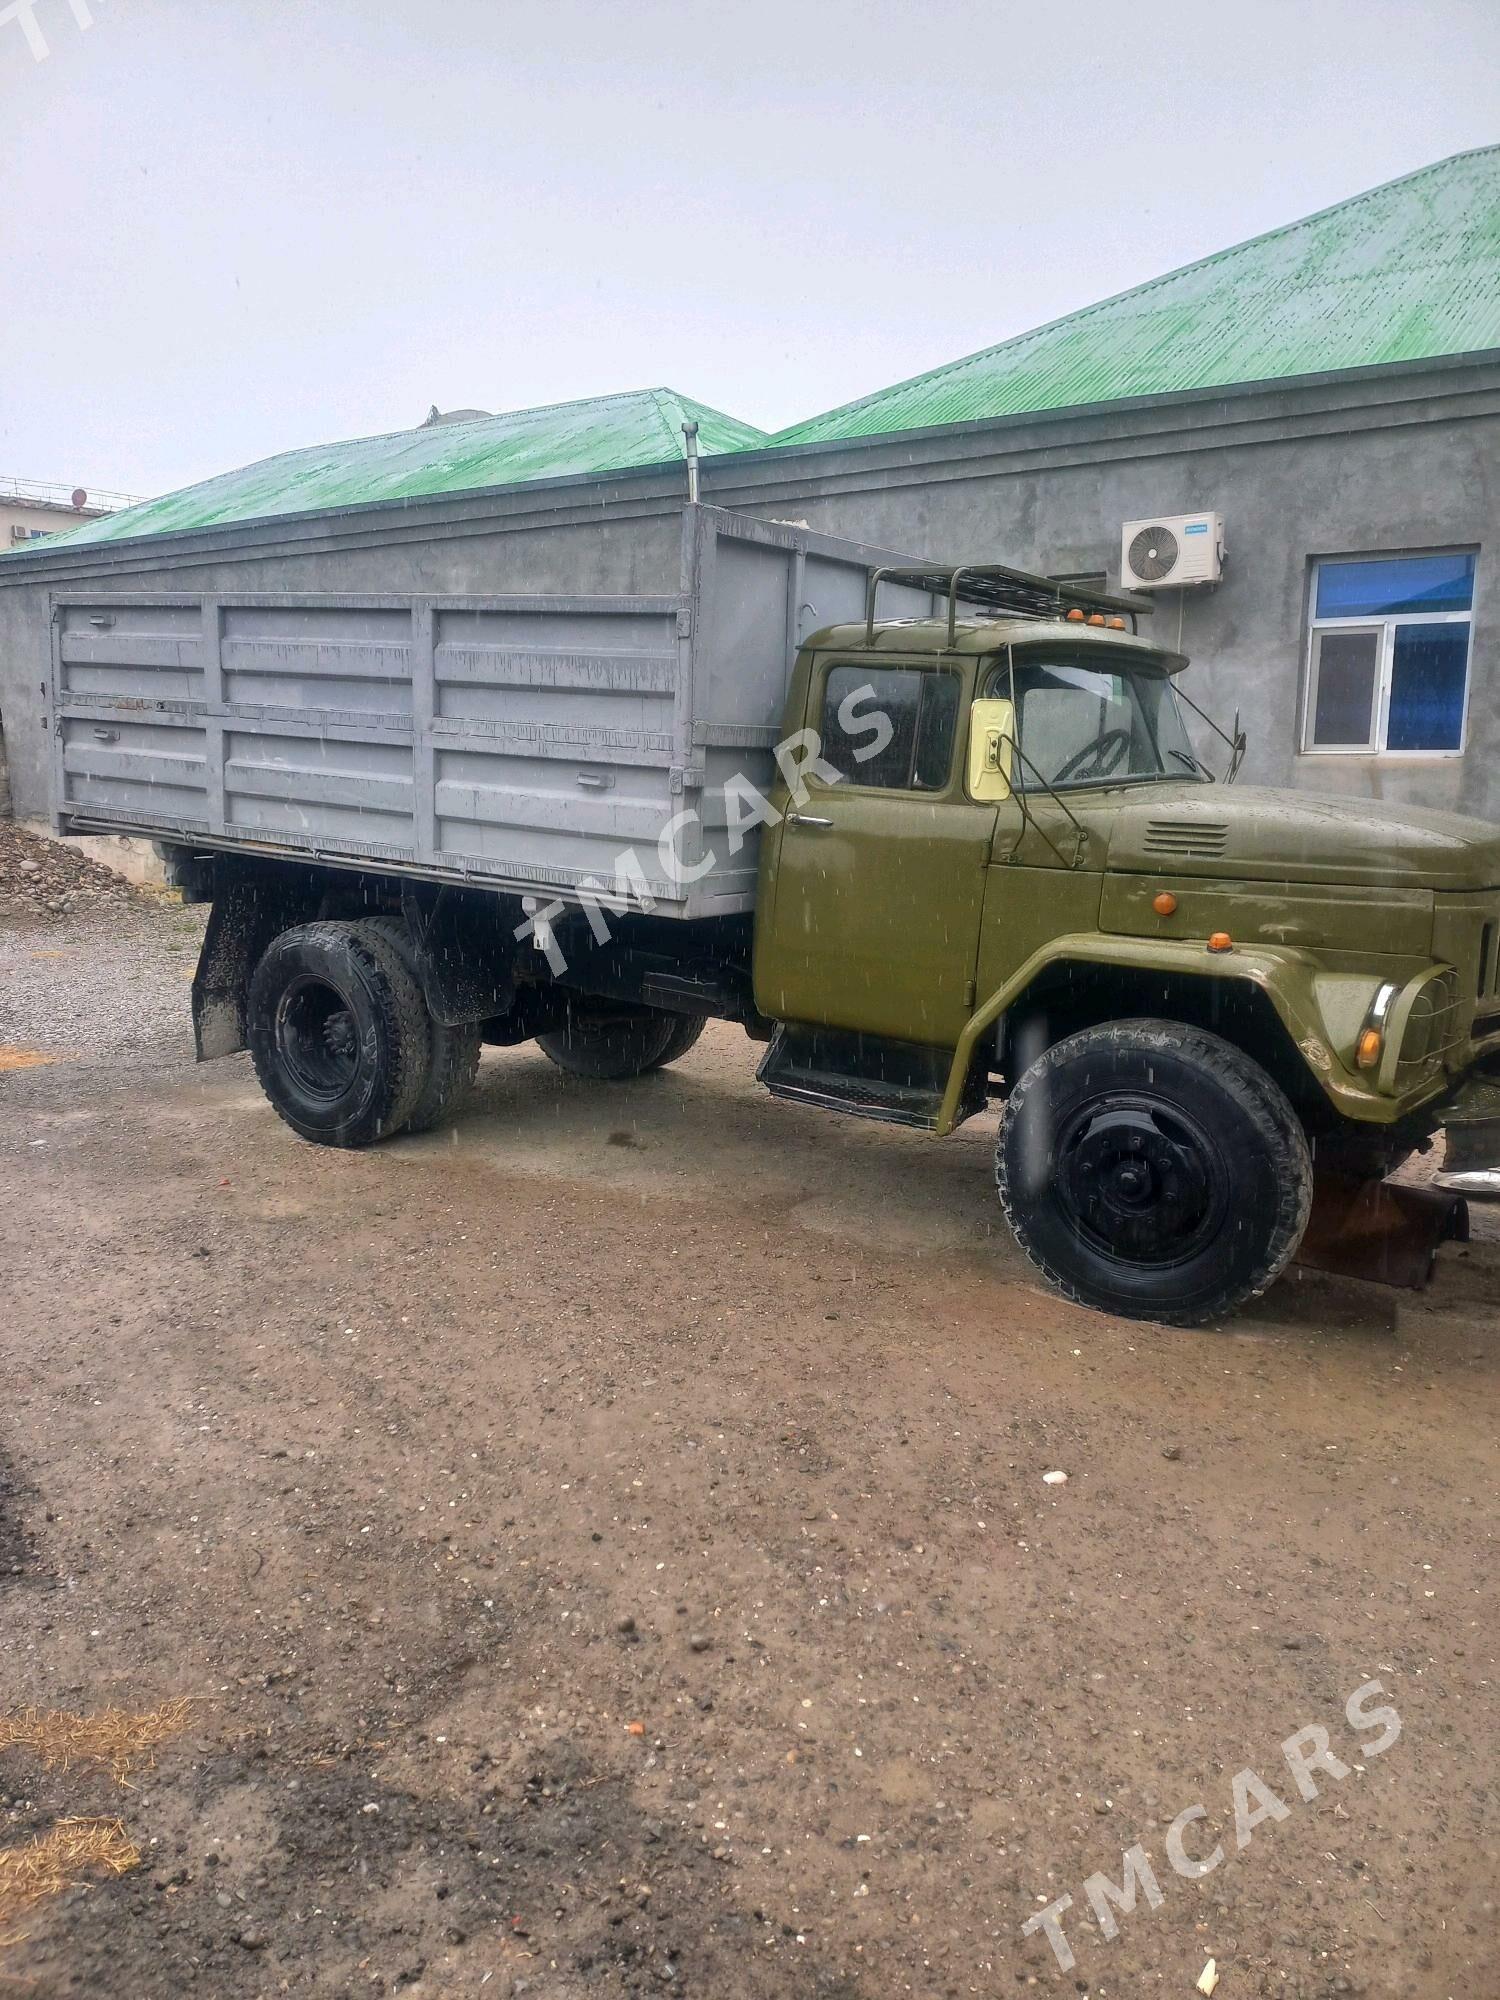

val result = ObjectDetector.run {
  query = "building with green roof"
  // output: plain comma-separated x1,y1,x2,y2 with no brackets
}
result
773,144,1500,444
34,387,767,553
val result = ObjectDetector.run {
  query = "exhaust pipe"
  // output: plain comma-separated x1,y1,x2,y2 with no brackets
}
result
682,421,700,504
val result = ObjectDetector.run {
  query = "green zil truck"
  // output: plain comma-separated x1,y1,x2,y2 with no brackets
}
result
45,505,1500,1323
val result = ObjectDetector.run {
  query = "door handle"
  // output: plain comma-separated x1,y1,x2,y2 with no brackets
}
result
787,812,833,829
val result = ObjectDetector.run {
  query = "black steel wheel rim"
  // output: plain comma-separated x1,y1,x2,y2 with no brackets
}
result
1053,1091,1228,1267
275,975,361,1100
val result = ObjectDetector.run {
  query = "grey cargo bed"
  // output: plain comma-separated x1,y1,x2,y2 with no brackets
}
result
48,505,938,918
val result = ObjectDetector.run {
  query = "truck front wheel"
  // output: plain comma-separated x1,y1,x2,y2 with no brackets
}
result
996,1019,1313,1325
247,920,431,1147
538,1003,707,1080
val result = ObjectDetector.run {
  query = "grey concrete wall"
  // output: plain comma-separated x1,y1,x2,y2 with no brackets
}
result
3,355,1496,825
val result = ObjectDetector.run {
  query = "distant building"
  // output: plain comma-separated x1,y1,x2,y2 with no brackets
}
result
420,405,495,427
0,477,143,550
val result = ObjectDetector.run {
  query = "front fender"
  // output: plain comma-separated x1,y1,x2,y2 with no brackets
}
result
935,934,1410,1135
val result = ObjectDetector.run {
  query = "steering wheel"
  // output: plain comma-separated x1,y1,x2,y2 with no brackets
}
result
1052,726,1132,786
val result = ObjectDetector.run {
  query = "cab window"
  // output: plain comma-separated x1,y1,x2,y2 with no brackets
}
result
820,664,962,791
981,654,1204,789
1021,667,1136,782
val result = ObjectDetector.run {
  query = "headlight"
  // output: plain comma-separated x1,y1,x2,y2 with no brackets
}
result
1356,982,1399,1071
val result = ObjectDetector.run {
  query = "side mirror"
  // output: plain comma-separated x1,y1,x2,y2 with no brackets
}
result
967,698,1016,802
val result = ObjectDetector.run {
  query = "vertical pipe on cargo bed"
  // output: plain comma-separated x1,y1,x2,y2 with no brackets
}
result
683,422,700,504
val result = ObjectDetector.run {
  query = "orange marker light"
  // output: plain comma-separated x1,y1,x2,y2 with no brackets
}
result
1107,616,1127,630
1153,891,1178,916
1207,932,1234,953
1357,1028,1384,1070
1066,607,1086,622
1087,612,1107,626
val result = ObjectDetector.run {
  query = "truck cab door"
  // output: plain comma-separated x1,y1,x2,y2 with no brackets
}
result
754,656,997,1048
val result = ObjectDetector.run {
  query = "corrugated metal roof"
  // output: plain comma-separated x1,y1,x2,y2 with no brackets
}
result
18,150,1496,561
38,388,767,550
773,146,1500,446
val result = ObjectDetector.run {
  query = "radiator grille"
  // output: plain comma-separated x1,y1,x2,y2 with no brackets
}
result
1479,920,1498,1001
1395,968,1464,1085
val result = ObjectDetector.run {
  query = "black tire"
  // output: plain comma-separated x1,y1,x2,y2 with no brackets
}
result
247,919,431,1148
654,1013,708,1065
359,916,483,1135
404,1017,482,1133
996,1019,1313,1325
537,1004,708,1080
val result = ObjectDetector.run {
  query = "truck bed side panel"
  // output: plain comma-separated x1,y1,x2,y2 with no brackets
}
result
48,506,934,917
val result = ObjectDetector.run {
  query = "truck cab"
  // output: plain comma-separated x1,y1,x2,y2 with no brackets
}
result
749,566,1500,1322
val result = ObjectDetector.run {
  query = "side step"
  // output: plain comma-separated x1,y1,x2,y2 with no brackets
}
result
756,1024,980,1131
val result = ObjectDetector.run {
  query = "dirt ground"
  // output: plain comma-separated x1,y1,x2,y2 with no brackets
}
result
1,867,1496,2000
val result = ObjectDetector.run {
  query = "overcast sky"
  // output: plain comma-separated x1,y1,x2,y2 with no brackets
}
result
3,0,1497,500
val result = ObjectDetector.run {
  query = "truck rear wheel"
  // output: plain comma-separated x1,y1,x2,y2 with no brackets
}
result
996,1019,1313,1325
403,1017,483,1133
247,919,431,1148
357,916,484,1134
538,1003,707,1080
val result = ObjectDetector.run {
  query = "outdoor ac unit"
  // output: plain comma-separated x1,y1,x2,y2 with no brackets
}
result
1121,512,1224,590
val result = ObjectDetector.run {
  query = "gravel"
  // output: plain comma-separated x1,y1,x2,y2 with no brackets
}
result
0,818,138,921
0,834,206,1072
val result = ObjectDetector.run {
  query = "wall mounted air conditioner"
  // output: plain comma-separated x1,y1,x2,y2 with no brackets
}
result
1120,512,1224,590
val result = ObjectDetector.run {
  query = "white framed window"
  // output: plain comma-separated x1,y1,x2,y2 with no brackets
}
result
1303,551,1477,756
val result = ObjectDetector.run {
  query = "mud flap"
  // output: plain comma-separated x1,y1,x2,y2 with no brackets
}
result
397,884,518,1027
1295,1171,1469,1289
192,865,320,1060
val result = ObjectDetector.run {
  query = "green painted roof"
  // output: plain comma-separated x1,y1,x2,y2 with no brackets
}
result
19,150,1498,559
773,146,1500,446
38,388,768,550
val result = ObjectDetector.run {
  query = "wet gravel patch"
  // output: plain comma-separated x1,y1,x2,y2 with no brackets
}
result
0,1444,44,1591
0,897,206,1073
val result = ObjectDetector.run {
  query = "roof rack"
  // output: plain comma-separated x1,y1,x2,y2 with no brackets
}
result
864,562,1151,648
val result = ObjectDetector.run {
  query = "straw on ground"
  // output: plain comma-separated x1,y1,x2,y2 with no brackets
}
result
0,1700,194,1786
0,1818,140,1947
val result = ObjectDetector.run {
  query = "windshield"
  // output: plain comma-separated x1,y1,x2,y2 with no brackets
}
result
984,654,1209,791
